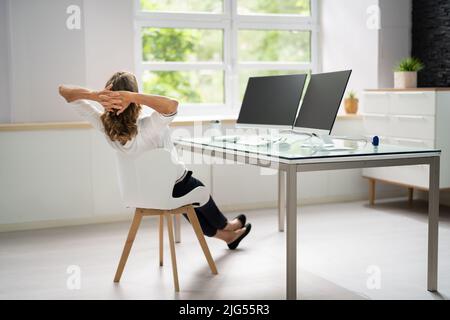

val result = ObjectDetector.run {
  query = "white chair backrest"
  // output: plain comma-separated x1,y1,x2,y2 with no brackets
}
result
115,148,209,210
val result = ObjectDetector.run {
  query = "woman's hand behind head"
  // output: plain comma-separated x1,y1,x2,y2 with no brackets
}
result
98,87,133,115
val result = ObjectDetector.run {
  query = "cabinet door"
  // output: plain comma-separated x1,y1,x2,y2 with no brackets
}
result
390,92,436,116
363,92,390,114
389,137,435,149
390,115,435,140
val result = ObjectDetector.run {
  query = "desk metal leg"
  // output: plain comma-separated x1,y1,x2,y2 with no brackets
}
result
286,165,297,300
278,170,286,232
428,156,440,291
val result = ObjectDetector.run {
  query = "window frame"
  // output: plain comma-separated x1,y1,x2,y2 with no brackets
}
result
134,0,319,118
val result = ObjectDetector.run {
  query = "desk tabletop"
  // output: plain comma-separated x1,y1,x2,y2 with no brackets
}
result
175,135,441,165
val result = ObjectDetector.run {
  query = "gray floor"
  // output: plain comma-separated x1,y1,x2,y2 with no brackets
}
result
1,199,450,300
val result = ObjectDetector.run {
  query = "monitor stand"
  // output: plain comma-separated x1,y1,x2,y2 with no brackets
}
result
279,128,312,138
279,129,335,148
312,133,335,148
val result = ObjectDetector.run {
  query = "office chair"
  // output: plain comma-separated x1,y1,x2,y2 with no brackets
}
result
113,148,218,292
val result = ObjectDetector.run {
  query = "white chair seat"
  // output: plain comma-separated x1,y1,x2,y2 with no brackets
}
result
115,148,209,210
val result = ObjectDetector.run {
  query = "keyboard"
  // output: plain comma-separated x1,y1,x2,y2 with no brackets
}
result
213,135,288,147
235,136,272,147
212,135,240,143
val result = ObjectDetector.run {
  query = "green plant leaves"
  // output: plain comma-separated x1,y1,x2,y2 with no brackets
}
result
395,57,425,72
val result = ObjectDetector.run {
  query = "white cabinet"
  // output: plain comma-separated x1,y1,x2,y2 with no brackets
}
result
362,89,450,203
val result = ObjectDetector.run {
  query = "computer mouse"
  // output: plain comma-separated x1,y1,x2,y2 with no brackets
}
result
372,136,380,146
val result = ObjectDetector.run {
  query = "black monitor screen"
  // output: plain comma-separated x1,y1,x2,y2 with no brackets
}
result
294,70,352,133
237,74,307,127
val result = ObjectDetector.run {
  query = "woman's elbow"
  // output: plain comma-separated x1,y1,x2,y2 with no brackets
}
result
58,85,70,102
167,99,179,114
58,85,65,97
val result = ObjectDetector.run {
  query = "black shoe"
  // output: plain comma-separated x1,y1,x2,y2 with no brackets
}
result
235,214,246,229
227,223,252,250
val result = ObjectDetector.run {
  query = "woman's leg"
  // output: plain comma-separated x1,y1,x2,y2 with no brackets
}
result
190,209,220,237
173,173,243,237
194,196,227,230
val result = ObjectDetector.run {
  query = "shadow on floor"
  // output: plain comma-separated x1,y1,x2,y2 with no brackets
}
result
175,250,368,300
429,291,449,300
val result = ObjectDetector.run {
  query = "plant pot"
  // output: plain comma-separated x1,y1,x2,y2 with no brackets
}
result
344,98,359,114
394,71,417,89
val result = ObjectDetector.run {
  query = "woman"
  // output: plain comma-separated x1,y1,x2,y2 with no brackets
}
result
59,71,251,249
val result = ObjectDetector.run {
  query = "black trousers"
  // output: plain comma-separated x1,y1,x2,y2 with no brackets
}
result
172,171,228,237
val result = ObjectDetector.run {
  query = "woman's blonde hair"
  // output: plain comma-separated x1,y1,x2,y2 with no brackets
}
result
100,72,142,145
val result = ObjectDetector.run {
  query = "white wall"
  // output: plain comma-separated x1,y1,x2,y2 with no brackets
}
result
83,0,134,89
0,130,95,224
320,0,379,103
378,0,412,88
5,0,134,123
0,0,11,122
8,0,87,122
321,0,412,97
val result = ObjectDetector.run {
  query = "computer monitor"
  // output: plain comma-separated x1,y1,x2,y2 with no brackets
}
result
294,70,352,135
237,74,307,129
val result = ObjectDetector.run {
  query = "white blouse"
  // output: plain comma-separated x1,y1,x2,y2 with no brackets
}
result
69,99,186,182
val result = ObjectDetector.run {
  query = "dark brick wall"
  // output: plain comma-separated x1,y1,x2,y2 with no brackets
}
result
412,0,450,87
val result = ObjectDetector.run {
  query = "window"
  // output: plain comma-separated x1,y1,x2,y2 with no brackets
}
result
135,0,318,117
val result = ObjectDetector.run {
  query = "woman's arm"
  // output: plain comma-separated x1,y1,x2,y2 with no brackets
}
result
99,91,179,115
59,85,100,103
59,85,121,112
130,92,179,115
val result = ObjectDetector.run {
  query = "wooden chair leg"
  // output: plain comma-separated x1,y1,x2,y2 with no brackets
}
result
114,211,143,283
408,187,414,206
369,179,376,206
159,215,164,266
165,211,180,292
174,214,181,244
186,206,218,275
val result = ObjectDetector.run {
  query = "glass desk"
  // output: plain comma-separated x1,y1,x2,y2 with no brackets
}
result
174,135,441,300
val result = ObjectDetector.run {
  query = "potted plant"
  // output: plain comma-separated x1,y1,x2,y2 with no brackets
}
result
394,57,424,89
344,90,359,114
